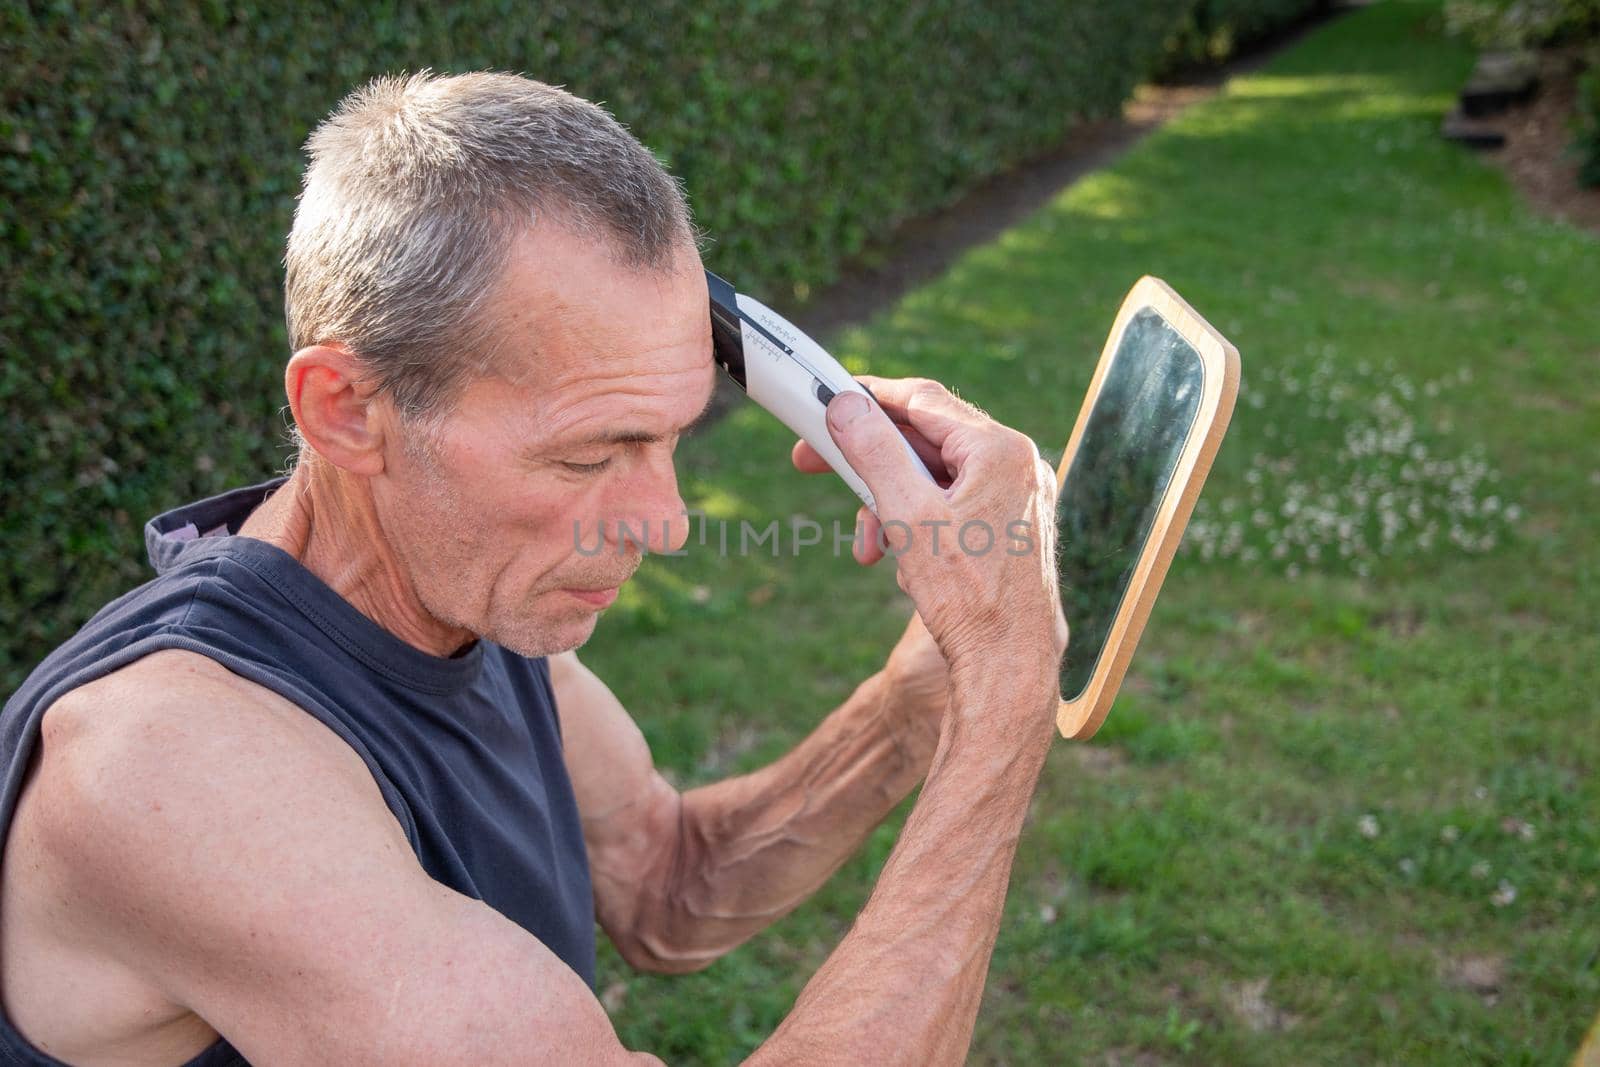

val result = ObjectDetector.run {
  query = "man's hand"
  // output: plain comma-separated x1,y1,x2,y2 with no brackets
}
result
790,395,953,570
809,376,1067,727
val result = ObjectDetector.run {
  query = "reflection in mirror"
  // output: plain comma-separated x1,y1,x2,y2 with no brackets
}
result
1058,307,1205,702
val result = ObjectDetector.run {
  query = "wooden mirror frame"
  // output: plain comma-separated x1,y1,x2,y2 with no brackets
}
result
1056,276,1240,740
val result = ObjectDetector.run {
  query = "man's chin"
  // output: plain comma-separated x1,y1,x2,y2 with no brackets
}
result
487,608,599,660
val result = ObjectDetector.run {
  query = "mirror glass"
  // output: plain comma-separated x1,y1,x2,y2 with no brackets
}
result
1058,307,1206,702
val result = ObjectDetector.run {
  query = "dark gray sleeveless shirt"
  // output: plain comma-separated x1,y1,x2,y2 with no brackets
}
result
0,479,595,1066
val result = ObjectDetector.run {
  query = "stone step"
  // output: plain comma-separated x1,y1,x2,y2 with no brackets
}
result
1460,49,1540,117
1441,106,1506,149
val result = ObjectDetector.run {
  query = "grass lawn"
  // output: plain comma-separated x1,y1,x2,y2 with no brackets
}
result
579,2,1600,1062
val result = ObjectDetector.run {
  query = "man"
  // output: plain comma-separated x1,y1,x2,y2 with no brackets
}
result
0,72,1066,1065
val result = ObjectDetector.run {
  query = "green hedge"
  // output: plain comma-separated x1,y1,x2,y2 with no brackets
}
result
1,0,1320,692
1165,0,1330,67
1444,0,1600,47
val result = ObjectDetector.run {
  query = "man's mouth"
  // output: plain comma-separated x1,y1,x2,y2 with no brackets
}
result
562,585,621,608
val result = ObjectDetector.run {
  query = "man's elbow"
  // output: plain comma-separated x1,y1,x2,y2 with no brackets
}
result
603,799,746,975
612,922,723,976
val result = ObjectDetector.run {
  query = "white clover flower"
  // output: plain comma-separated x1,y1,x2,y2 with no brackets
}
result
1195,352,1511,578
1358,814,1380,839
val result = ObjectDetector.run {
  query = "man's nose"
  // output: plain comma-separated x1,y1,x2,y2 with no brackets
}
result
617,453,690,556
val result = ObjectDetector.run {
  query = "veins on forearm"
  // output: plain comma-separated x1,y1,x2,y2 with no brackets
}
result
645,673,937,957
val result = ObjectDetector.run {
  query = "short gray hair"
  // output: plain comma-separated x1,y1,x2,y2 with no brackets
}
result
284,71,695,420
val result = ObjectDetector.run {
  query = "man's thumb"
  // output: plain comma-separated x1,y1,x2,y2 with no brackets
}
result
826,391,872,434
826,390,924,515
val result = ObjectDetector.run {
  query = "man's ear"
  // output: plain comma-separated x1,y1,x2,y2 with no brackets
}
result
285,344,387,476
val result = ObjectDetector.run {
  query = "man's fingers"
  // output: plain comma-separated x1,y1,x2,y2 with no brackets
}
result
782,449,889,563
899,423,952,486
791,439,832,474
793,425,950,486
854,375,987,451
825,391,940,519
854,507,886,566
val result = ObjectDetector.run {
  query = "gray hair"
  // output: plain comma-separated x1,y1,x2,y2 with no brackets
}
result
284,70,696,421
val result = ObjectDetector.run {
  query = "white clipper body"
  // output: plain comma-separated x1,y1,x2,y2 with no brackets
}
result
706,270,935,515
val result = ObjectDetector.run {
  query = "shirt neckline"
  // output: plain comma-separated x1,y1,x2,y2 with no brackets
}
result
144,478,486,694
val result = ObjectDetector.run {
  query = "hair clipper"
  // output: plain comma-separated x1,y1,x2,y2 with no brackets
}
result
705,270,936,515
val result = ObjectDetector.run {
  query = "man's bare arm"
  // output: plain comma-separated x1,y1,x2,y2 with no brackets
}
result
552,639,942,974
750,658,1057,1064
24,650,662,1067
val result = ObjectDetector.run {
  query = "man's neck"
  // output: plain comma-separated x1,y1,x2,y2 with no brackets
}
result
238,456,476,657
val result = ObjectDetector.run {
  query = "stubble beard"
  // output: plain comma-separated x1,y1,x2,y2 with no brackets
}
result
398,424,596,661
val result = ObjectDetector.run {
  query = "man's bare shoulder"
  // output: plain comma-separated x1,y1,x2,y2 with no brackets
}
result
9,652,643,1064
4,651,409,1062
49,646,325,739
30,648,404,888
47,647,368,768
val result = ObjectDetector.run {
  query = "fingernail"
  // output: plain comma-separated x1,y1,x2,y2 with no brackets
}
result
828,392,869,430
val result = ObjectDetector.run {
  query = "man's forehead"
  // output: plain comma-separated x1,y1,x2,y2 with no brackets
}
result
524,295,714,440
533,356,717,447
484,225,715,439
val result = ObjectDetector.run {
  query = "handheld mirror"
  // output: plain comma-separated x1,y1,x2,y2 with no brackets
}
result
1054,277,1239,740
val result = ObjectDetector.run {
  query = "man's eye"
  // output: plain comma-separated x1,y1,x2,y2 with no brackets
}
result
562,458,612,474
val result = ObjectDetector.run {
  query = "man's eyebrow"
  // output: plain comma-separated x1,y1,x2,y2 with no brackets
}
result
568,428,666,447
562,389,719,448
